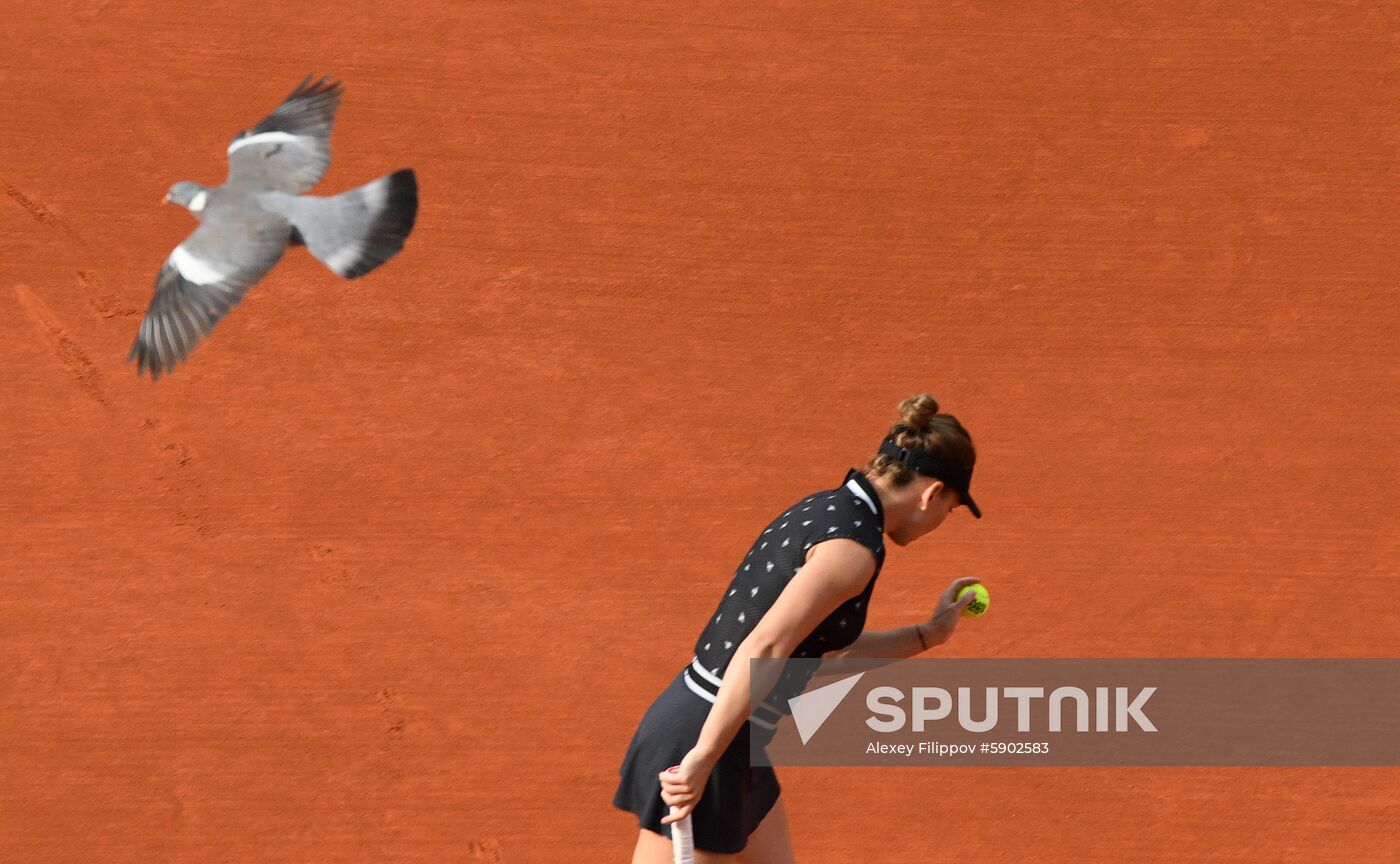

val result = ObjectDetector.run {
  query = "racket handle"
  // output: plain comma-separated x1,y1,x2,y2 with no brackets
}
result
670,807,695,864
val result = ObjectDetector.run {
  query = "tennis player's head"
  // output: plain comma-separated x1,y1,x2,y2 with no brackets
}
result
865,392,979,546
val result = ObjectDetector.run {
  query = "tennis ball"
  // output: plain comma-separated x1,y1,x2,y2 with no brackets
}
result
957,583,989,618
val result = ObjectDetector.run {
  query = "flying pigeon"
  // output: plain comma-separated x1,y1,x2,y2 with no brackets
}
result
129,75,418,379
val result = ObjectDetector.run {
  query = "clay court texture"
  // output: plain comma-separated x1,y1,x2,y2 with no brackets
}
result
2,2,1396,862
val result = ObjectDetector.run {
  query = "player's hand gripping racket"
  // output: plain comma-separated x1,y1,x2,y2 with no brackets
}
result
664,765,695,864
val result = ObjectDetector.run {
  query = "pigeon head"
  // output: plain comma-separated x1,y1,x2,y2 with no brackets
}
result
164,182,209,213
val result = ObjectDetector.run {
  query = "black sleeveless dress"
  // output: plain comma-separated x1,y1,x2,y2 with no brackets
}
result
612,469,886,853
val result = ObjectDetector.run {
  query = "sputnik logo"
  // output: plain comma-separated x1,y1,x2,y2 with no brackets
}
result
788,673,866,744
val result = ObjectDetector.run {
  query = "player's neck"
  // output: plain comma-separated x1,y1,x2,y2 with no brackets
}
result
869,474,916,534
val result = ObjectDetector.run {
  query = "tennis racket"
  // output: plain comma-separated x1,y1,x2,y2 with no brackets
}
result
669,807,694,864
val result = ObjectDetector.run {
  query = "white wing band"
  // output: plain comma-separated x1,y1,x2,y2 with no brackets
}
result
170,246,231,286
227,130,306,156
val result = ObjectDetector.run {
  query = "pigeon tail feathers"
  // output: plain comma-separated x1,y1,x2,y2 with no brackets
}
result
261,169,417,279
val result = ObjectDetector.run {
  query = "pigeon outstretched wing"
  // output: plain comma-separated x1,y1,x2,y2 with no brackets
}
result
226,75,342,193
128,217,288,379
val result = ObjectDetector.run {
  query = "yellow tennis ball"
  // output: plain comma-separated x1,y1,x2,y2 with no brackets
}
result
957,583,989,618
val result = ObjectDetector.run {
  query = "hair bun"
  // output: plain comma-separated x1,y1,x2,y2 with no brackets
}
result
897,393,940,431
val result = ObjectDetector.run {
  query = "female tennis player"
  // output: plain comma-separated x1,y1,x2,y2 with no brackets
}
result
613,393,984,862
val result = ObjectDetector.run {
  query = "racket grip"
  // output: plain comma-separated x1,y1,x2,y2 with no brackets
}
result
669,807,695,864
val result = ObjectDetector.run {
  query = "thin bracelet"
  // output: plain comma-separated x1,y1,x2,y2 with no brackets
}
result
914,622,929,651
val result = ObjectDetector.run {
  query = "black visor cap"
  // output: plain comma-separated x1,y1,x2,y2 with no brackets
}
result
878,436,982,519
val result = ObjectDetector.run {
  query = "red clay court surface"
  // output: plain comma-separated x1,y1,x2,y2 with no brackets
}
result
2,2,1397,862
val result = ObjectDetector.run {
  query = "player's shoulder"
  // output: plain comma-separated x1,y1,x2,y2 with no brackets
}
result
767,476,882,536
818,486,876,520
794,489,872,540
776,478,867,513
773,488,830,521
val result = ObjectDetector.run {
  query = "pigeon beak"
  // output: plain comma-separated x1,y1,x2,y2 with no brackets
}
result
162,193,170,204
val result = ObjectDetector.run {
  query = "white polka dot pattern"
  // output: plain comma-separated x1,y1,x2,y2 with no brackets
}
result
691,469,887,712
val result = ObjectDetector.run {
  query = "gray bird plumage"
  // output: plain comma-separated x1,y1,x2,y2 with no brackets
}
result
130,75,419,379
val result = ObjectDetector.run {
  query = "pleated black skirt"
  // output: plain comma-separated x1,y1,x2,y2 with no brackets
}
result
612,667,781,854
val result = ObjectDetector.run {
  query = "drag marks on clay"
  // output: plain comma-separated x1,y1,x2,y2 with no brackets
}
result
13,284,110,409
14,281,212,534
308,544,380,597
368,685,409,789
377,687,407,738
76,270,139,319
2,177,84,243
3,178,64,227
5,178,138,322
138,417,208,536
464,840,502,861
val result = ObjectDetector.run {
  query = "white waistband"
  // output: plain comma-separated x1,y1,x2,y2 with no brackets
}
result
683,658,779,730
690,657,723,687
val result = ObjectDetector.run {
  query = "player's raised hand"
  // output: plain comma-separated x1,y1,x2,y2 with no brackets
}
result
920,577,984,646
